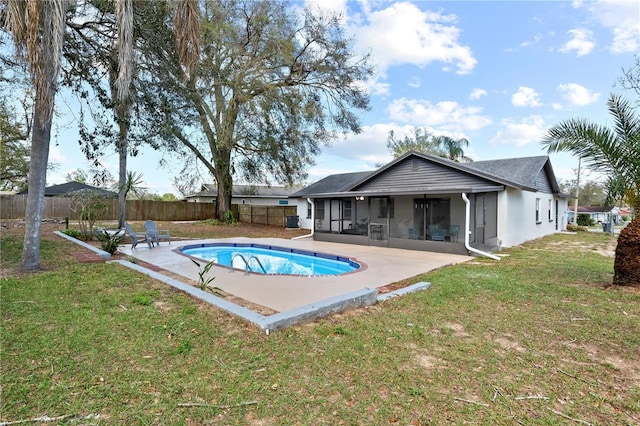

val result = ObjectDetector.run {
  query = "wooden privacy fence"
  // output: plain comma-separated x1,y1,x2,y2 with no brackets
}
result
1,195,293,226
0,195,216,222
238,204,297,227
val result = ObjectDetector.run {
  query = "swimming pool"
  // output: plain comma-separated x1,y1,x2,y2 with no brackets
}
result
179,243,361,276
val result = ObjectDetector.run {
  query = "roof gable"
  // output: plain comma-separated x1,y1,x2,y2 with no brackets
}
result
352,155,502,193
292,152,563,198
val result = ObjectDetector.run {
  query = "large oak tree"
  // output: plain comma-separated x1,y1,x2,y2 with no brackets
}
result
137,0,373,220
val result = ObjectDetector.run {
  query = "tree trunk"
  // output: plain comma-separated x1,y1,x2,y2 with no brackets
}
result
613,213,640,286
20,100,52,272
117,119,128,228
213,148,233,221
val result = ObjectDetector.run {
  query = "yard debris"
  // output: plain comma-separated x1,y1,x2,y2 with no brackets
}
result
0,413,100,425
547,407,592,425
515,395,549,401
453,397,489,407
177,401,258,410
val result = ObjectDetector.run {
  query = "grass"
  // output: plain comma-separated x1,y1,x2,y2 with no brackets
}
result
1,221,639,424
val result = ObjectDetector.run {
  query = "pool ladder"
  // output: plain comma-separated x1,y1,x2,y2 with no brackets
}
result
230,254,267,275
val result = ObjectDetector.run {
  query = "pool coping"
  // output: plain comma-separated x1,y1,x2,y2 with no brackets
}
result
111,259,431,333
176,241,365,276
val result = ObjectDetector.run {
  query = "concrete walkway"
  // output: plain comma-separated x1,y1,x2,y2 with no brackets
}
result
118,237,472,312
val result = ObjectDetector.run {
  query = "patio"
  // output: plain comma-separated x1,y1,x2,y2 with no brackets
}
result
118,237,472,312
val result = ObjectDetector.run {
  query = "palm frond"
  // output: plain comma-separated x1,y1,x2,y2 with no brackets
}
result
5,0,67,127
173,0,200,79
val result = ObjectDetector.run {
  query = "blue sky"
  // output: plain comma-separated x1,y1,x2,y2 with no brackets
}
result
47,0,639,195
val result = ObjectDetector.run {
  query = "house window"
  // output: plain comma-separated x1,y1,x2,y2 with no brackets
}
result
343,200,352,220
548,199,552,222
315,201,325,220
535,198,541,223
306,201,312,219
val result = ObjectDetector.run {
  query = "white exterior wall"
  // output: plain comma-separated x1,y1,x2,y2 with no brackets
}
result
294,198,313,229
499,188,567,248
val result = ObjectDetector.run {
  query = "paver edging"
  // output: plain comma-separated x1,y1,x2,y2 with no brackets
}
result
111,259,379,333
54,230,111,260
377,281,432,302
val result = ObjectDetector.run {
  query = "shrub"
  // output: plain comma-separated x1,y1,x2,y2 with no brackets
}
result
61,229,82,239
95,230,123,254
577,213,595,227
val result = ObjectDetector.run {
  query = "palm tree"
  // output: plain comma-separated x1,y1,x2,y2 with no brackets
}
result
112,0,199,228
541,94,640,285
4,0,199,271
436,135,472,163
4,0,68,271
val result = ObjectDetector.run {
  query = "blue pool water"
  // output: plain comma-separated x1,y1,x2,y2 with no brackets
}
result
179,243,360,276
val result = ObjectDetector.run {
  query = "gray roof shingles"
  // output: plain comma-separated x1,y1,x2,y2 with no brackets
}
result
290,171,373,198
292,152,560,197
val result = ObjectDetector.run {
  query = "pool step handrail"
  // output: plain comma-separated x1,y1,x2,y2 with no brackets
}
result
230,253,267,275
248,255,267,274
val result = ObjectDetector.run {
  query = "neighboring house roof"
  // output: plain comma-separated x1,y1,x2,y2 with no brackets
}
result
187,184,300,199
290,171,373,198
292,151,564,198
573,206,613,214
20,182,118,197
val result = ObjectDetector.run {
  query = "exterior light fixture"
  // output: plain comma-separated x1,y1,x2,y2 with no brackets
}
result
355,196,365,201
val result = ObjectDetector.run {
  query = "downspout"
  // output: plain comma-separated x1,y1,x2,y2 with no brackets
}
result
461,193,501,261
292,198,314,240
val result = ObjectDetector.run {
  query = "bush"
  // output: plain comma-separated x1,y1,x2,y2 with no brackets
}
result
61,229,82,239
95,230,123,254
577,213,595,227
566,223,577,231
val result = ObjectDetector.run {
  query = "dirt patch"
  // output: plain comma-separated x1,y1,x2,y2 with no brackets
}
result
443,322,470,337
546,239,617,257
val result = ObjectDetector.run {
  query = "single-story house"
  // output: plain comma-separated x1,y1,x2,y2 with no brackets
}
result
567,205,632,224
185,184,301,206
290,151,570,256
19,181,118,198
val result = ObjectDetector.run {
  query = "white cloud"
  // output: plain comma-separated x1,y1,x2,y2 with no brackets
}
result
559,28,595,57
469,88,487,100
584,0,640,53
354,2,477,74
387,98,492,132
557,83,601,106
490,116,546,147
407,77,421,88
511,87,542,107
359,75,391,96
552,102,563,110
323,122,403,165
304,0,349,23
506,33,544,52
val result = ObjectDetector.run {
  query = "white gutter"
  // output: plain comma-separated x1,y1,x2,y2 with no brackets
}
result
292,198,314,240
461,193,501,261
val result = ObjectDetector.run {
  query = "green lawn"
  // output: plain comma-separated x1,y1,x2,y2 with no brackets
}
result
1,227,638,425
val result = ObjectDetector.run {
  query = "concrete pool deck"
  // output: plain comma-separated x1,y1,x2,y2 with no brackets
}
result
118,237,472,313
